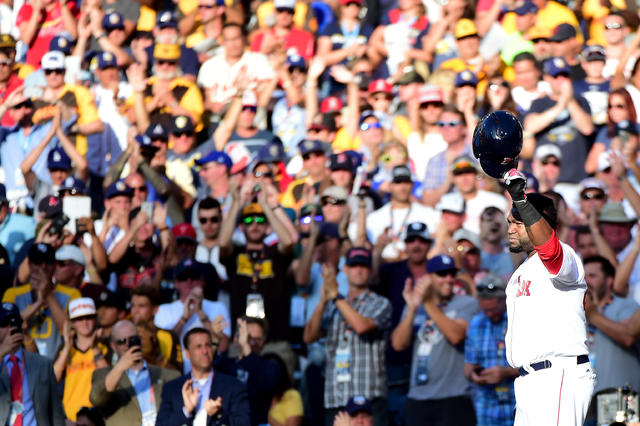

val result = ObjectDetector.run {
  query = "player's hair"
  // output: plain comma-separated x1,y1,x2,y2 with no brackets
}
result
183,326,211,348
583,256,615,278
130,285,161,306
511,193,557,230
244,316,269,341
198,197,221,212
222,22,246,37
513,52,539,70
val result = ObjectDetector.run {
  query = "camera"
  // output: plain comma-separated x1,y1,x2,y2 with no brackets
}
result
49,213,70,236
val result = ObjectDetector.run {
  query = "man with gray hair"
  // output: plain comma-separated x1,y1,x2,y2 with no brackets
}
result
90,320,180,425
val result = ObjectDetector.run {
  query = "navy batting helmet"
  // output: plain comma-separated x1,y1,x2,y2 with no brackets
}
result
472,111,523,179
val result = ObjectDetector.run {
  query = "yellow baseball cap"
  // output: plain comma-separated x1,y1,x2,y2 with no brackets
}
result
242,203,264,217
455,19,478,39
153,44,180,61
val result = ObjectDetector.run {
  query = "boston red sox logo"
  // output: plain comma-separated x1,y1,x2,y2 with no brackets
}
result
515,276,531,297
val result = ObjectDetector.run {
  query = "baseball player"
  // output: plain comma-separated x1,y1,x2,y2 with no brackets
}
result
503,169,595,426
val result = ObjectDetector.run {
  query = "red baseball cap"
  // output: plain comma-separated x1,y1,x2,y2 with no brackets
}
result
368,79,392,95
172,223,197,240
320,96,343,114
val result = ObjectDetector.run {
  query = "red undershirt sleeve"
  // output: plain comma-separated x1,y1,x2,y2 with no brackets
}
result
534,231,564,275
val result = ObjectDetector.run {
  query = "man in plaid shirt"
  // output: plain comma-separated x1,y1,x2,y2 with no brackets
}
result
464,273,519,426
303,247,392,426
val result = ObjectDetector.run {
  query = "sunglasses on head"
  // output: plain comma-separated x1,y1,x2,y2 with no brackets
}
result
172,131,194,138
253,170,273,179
243,215,266,225
45,69,64,75
435,269,457,278
300,215,323,224
199,216,220,224
360,121,382,131
438,120,462,127
581,192,605,200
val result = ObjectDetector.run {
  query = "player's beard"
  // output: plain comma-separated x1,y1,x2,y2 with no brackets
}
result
508,236,534,254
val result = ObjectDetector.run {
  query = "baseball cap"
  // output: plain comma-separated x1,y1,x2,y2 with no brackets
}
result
68,297,96,319
579,177,606,194
0,303,21,324
476,272,507,297
56,244,86,266
550,23,577,42
616,120,639,136
320,96,343,114
153,44,181,61
286,52,306,70
451,155,477,175
598,201,636,223
241,90,257,107
102,12,125,31
299,139,326,156
96,290,123,309
582,44,606,62
321,185,348,202
156,10,178,28
453,228,481,248
339,0,362,4
105,180,133,199
329,152,355,172
317,222,340,241
41,51,66,70
0,184,6,205
368,79,392,95
427,254,457,273
39,195,62,218
345,396,372,416
274,0,296,9
345,247,372,267
59,176,87,195
454,70,478,88
535,144,563,161
28,243,56,264
47,147,72,170
135,134,157,152
255,143,285,166
436,192,465,214
455,19,478,39
512,0,538,15
225,143,251,175
174,258,214,280
543,57,571,76
169,115,195,134
309,113,337,133
0,34,16,49
195,150,232,170
145,123,169,141
96,51,118,69
391,165,412,183
172,223,197,241
417,85,443,104
50,33,74,55
242,203,265,217
405,222,431,242
528,25,552,41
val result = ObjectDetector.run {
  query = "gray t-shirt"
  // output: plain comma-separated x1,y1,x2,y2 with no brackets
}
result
407,294,479,400
590,296,640,393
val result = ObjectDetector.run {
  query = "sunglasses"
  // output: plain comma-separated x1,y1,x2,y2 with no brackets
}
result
476,282,503,293
253,170,273,179
321,197,346,206
12,101,33,109
419,102,444,109
172,131,194,138
581,192,605,200
553,72,570,79
157,60,178,66
541,158,560,166
489,82,509,91
115,335,141,346
435,269,457,278
605,22,624,30
302,151,324,161
56,260,77,267
243,215,266,225
177,271,203,281
0,59,11,66
45,69,65,75
300,215,323,224
242,106,257,113
198,3,216,8
199,216,220,224
275,7,294,13
601,167,612,173
360,122,382,131
405,236,429,243
609,103,625,109
437,120,462,127
131,185,147,192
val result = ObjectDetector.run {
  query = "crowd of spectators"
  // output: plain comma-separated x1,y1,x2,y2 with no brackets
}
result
1,0,640,424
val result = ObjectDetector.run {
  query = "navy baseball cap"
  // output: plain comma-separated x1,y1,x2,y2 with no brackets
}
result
255,143,285,166
135,134,157,150
543,57,571,76
512,0,538,15
105,180,133,199
0,303,22,326
298,139,326,156
345,247,372,267
345,396,372,416
59,176,87,195
317,222,340,241
582,44,606,62
49,33,74,55
195,150,233,170
28,243,56,264
145,122,169,141
169,115,195,134
454,70,478,88
405,222,432,242
96,51,117,69
102,12,125,31
47,147,72,170
286,52,306,70
550,23,577,42
156,10,178,29
392,165,412,183
329,152,355,172
427,254,458,273
39,195,62,218
96,290,124,310
174,259,216,281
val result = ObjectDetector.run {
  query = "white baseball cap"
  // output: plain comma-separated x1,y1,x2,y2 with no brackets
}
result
274,0,296,8
535,144,562,161
68,297,96,319
55,245,86,267
436,193,465,214
41,51,66,70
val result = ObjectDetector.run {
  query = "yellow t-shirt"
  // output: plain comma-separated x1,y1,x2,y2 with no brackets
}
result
501,1,582,43
268,389,304,424
156,328,183,367
62,342,109,420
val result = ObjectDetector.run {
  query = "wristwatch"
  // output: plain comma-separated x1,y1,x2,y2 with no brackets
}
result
333,294,345,303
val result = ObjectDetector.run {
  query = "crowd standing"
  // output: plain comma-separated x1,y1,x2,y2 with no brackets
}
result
0,0,640,424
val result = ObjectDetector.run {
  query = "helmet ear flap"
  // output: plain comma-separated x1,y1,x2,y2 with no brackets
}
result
472,111,523,178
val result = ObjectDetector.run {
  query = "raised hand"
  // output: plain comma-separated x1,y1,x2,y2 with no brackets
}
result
182,379,199,415
503,169,527,203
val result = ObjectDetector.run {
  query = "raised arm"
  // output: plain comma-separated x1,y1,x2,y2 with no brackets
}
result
257,183,294,254
391,278,425,351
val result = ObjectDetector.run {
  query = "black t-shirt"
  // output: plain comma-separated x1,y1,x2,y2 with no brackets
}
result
221,244,293,341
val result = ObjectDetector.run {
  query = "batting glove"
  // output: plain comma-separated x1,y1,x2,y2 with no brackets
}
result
503,168,527,202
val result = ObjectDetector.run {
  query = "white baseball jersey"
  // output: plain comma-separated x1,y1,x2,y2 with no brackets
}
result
505,240,589,368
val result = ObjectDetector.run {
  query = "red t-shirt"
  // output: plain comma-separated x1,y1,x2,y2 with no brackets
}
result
250,28,315,61
0,73,24,127
16,2,79,68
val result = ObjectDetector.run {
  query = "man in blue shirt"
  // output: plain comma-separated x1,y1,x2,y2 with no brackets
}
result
0,183,34,264
464,273,519,426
